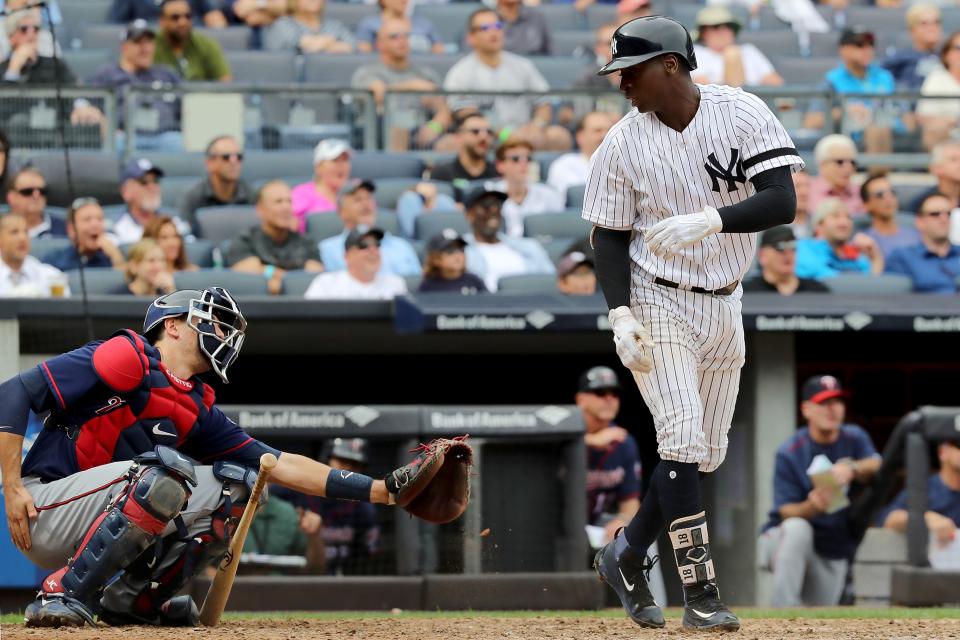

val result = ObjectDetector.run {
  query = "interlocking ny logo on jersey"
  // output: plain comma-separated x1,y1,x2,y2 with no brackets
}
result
704,148,746,193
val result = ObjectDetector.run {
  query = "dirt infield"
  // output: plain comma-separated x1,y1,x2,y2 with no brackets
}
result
3,614,959,640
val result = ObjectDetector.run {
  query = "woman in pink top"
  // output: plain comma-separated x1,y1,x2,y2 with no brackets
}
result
291,138,353,232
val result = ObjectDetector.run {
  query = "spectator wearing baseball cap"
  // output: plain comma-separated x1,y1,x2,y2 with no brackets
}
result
576,363,668,613
557,251,596,296
462,186,555,292
318,178,421,277
691,6,783,88
292,139,353,232
743,226,828,295
419,228,486,294
305,225,407,300
881,439,960,546
87,20,182,151
226,180,324,295
112,158,193,245
486,139,564,238
759,375,881,607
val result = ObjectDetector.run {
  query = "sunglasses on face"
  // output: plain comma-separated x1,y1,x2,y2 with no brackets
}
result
17,24,40,34
165,12,192,21
922,209,950,218
356,238,381,249
210,152,244,162
505,154,531,163
831,158,857,167
869,188,895,199
770,240,797,252
462,127,493,136
917,19,941,26
16,186,47,197
386,31,411,40
137,176,160,185
591,389,620,399
471,21,503,33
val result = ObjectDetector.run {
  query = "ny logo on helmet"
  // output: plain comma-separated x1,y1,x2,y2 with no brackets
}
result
610,37,618,57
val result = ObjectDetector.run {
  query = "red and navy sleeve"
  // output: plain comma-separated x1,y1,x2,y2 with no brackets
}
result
36,341,105,412
184,405,281,468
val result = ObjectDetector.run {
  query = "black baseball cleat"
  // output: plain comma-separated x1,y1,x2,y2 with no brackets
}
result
23,594,95,627
593,532,665,628
99,595,200,627
681,583,740,632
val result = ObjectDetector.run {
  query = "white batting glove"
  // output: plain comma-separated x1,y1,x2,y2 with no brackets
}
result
608,306,655,374
644,206,723,258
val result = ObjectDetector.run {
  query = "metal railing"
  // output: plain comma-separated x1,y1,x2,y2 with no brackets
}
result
0,86,116,151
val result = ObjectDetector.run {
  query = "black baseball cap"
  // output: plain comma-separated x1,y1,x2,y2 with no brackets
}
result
578,366,621,393
463,186,507,210
801,375,847,404
344,224,384,250
337,178,375,201
839,26,875,47
124,19,155,41
759,226,796,249
427,228,468,253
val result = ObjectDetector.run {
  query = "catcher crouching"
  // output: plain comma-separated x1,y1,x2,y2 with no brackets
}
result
0,287,473,628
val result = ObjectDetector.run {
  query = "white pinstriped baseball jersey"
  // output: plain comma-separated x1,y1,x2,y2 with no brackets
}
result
581,84,804,292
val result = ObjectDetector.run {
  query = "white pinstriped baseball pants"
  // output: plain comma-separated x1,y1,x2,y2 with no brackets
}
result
630,280,745,473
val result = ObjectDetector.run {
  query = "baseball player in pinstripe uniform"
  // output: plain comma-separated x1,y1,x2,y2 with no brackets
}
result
583,16,803,632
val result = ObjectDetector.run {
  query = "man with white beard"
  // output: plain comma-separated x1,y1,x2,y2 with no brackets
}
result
111,158,192,245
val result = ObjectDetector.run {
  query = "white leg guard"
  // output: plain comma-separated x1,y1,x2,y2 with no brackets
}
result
668,511,716,586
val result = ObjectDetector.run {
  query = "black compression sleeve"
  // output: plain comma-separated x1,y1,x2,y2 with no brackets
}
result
591,226,633,311
717,166,796,234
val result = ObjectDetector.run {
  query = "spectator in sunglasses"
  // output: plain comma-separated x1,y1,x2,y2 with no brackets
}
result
109,0,226,28
744,226,828,295
304,225,407,300
0,9,73,84
885,193,960,294
180,135,254,229
808,134,864,217
155,0,231,82
906,140,960,213
860,172,920,258
487,138,563,237
355,0,443,55
419,228,486,294
5,167,65,238
430,112,501,197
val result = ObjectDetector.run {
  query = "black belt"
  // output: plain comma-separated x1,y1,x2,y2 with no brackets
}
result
653,277,738,296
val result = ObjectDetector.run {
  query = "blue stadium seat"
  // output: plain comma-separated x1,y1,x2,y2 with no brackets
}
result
409,53,463,80
496,273,558,294
67,268,126,295
566,184,586,210
30,237,71,261
196,26,252,51
372,177,453,210
305,213,344,240
303,53,379,86
281,270,320,296
59,0,112,46
404,275,421,292
161,177,200,214
544,238,577,265
194,206,259,245
243,152,314,181
551,30,593,56
141,153,205,178
823,273,913,294
79,23,125,49
64,49,112,82
773,57,836,84
413,4,481,45
584,4,615,28
325,3,378,29
228,51,298,84
414,211,469,240
739,30,799,58
174,269,270,295
186,240,215,268
14,151,122,207
352,153,425,180
523,212,589,243
534,56,591,89
540,4,582,30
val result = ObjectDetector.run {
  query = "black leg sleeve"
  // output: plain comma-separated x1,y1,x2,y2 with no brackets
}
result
591,226,633,311
716,166,797,234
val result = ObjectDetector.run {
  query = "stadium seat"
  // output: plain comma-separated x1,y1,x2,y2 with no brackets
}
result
161,177,200,214
325,3,378,29
544,238,577,265
66,268,126,295
59,0,112,46
303,53,379,86
196,26,251,50
377,211,401,236
534,56,590,89
15,151,122,207
893,184,933,211
63,49,112,82
281,270,319,296
186,240,215,268
194,206,259,245
413,4,480,45
566,184,586,210
352,153,425,180
372,178,452,209
408,53,462,79
739,30,799,58
141,153,205,178
773,57,836,84
414,211,469,240
243,152,314,181
523,212,590,242
101,204,127,223
404,275,422,292
174,269,269,295
823,273,913,294
496,273,558,294
228,51,298,84
30,237,71,261
79,23,125,49
541,3,582,30
551,30,593,56
305,212,344,241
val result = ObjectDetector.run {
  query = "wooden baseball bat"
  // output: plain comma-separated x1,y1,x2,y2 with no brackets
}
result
199,452,278,627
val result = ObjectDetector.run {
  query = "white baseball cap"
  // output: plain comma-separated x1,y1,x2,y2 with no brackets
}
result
313,139,352,165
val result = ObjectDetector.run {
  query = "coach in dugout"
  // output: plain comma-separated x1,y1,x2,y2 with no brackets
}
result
758,375,881,607
577,366,666,605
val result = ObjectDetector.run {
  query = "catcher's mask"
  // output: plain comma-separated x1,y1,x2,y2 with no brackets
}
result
144,287,247,383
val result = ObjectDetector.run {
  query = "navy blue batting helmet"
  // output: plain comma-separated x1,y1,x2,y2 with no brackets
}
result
144,287,247,384
598,16,697,76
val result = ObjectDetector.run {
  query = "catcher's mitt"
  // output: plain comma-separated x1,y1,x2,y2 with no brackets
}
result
386,436,472,524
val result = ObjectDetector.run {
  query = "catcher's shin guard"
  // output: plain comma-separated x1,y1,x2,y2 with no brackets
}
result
667,512,739,632
27,464,191,627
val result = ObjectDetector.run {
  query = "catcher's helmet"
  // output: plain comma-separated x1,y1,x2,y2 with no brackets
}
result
143,287,247,384
598,16,697,76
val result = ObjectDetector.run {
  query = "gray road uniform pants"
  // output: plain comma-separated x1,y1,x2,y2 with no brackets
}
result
23,460,248,613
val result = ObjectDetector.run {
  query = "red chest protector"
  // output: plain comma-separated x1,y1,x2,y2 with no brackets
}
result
74,330,216,470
